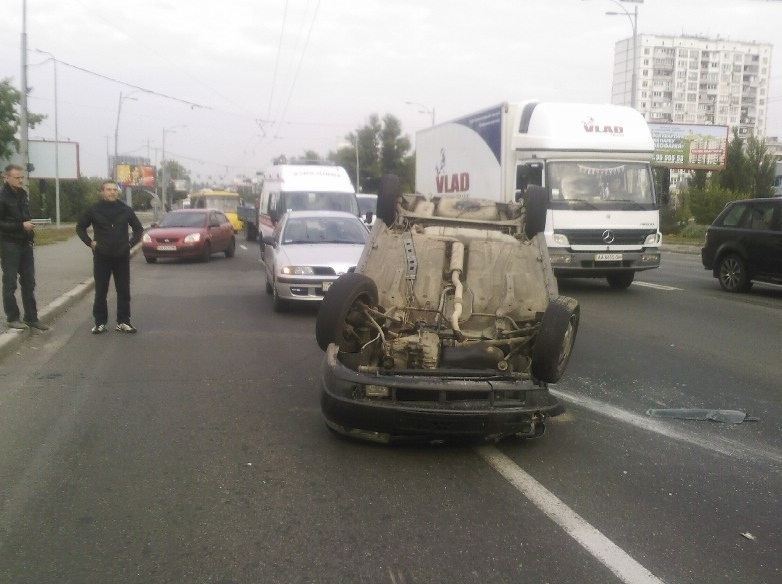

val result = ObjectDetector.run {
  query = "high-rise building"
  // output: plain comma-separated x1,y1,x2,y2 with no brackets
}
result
612,34,772,137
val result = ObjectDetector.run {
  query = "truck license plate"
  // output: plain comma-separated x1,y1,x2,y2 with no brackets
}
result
322,282,332,292
157,245,177,251
595,253,622,261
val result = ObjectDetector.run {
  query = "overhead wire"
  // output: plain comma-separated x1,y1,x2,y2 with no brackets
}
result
267,0,290,120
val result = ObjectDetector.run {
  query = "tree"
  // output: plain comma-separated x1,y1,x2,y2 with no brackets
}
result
328,114,413,192
717,128,748,193
744,135,775,198
0,78,45,160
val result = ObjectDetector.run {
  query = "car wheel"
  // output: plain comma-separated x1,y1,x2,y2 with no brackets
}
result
523,185,548,239
315,273,378,352
606,272,634,289
531,296,580,384
246,223,257,242
376,174,401,227
144,256,157,264
225,237,236,258
272,277,289,312
718,254,751,292
201,242,211,263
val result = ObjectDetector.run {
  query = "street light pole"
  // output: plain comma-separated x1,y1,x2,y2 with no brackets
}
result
36,50,60,226
19,0,29,188
405,100,436,126
354,134,360,193
113,91,138,179
603,0,642,109
161,125,185,210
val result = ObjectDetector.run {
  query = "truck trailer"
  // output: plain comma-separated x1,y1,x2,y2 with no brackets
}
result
414,101,662,288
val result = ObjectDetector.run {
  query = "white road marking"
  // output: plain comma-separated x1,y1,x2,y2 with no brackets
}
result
550,388,782,467
477,446,666,584
632,281,682,291
240,244,247,250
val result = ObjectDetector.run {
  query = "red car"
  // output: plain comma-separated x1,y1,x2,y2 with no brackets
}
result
142,209,236,263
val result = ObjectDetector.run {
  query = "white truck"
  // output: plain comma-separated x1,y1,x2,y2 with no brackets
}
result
414,101,662,288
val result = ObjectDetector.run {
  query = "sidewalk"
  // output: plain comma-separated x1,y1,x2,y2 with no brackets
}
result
0,213,153,357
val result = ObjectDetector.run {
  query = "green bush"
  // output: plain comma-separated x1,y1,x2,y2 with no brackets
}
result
684,183,745,225
679,223,708,240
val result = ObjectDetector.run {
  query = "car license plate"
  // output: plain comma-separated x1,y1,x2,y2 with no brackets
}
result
157,245,177,251
595,253,622,261
322,281,332,292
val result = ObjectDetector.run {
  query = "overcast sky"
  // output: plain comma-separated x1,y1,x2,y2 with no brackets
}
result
1,0,780,181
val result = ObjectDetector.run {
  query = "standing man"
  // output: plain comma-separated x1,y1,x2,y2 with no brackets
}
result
76,180,143,334
0,164,48,331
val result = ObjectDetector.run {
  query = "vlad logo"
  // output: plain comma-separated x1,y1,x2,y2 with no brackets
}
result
583,117,624,135
434,148,470,194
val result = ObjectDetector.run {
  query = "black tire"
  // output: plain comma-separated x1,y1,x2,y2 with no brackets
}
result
523,185,548,239
315,273,378,352
531,296,580,384
246,223,257,242
717,253,751,292
144,256,157,264
606,272,634,289
201,242,211,263
225,237,236,258
376,174,401,227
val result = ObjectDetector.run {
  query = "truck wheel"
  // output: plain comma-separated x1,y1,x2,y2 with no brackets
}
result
523,185,548,239
606,272,634,289
717,254,751,292
315,273,378,352
246,223,257,242
376,174,401,226
531,296,580,383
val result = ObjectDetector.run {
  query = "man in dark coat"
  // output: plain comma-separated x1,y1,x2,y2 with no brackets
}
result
76,180,144,334
0,164,48,330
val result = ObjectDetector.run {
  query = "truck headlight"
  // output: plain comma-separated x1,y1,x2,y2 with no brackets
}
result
281,266,315,275
184,232,201,243
552,233,569,246
644,233,661,245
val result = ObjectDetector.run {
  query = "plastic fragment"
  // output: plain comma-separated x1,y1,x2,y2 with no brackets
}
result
646,408,757,424
741,532,756,541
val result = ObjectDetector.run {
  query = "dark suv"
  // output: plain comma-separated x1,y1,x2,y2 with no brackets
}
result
701,198,782,292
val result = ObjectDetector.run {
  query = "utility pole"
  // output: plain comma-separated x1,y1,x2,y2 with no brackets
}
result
19,0,29,187
36,50,60,225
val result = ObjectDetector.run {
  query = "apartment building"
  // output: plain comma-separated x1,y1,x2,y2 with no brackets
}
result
612,34,772,137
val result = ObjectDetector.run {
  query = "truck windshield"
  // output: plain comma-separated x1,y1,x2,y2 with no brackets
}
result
283,192,359,215
546,162,655,210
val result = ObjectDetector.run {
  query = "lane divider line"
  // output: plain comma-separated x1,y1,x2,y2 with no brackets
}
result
549,388,782,467
476,446,666,584
632,281,682,291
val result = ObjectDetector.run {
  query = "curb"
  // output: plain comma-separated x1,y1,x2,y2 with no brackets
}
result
0,245,141,363
660,244,701,256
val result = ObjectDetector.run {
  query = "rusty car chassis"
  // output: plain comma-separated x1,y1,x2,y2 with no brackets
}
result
315,178,579,443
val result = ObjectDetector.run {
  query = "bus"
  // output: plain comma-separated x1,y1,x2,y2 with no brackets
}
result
189,189,244,233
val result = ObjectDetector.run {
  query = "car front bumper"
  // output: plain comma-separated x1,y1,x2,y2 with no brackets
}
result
549,249,660,277
142,242,207,259
276,276,338,302
320,345,562,443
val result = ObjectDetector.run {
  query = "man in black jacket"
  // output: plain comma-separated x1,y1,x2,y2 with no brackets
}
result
0,164,48,331
76,180,144,334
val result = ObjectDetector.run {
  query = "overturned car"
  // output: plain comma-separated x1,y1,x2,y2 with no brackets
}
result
315,176,579,443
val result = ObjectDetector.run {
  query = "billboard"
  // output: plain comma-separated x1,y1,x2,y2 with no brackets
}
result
0,140,80,179
648,123,729,171
115,164,156,188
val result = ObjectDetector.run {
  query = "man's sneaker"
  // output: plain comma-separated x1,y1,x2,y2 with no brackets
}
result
25,320,50,331
91,323,107,334
7,320,28,330
116,322,137,334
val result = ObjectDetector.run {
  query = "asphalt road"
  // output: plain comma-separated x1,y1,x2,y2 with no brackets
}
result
0,244,779,584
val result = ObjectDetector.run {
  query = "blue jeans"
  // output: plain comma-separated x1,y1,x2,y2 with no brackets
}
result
0,239,38,323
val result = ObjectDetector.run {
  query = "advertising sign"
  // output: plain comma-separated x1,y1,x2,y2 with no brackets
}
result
115,164,156,188
648,123,729,170
0,140,80,179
